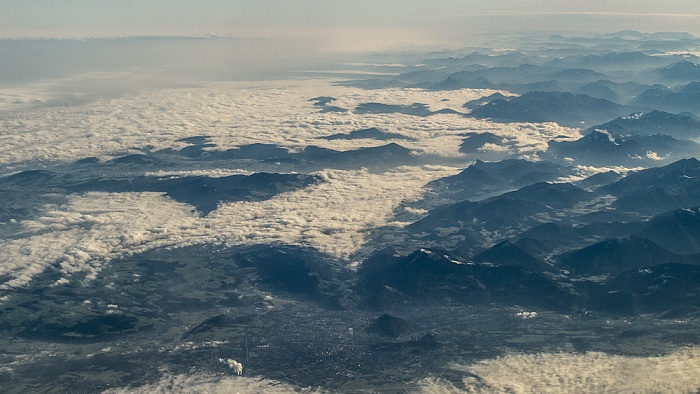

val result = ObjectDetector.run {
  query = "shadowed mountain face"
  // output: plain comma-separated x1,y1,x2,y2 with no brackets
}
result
636,207,700,255
459,132,513,154
409,197,550,236
422,158,578,207
586,110,700,140
357,249,576,311
472,159,574,186
467,91,637,127
583,263,700,316
487,182,593,210
321,127,415,141
472,240,549,272
211,143,291,160
632,85,700,116
156,140,423,172
556,236,698,276
604,158,700,195
546,129,700,166
1,170,322,216
653,60,700,83
599,158,700,216
354,102,458,117
463,93,510,109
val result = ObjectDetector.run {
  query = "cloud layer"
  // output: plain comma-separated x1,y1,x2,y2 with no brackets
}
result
0,165,459,290
420,347,700,393
0,79,583,291
0,79,578,172
103,373,324,394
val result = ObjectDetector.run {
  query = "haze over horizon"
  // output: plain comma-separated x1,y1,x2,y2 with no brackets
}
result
2,1,700,52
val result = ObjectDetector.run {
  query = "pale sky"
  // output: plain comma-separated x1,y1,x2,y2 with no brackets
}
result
2,0,700,42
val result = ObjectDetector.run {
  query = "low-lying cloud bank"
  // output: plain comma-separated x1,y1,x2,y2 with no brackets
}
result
0,79,583,291
103,373,324,394
420,347,700,393
0,166,458,291
0,80,578,172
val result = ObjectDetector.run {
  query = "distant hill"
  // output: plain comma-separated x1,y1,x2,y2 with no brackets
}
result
463,93,511,109
357,249,575,310
557,236,689,275
546,129,699,166
632,84,700,116
175,141,421,171
409,197,551,235
602,158,700,216
472,159,573,185
487,182,593,210
423,159,574,203
66,172,322,215
653,60,700,83
354,102,457,117
472,240,549,272
636,207,700,255
212,143,291,160
586,110,700,139
547,51,669,71
576,82,620,102
458,132,512,153
321,127,414,141
583,263,700,316
468,91,639,127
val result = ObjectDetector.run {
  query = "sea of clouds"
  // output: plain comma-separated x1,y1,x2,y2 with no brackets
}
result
0,80,582,292
0,79,578,170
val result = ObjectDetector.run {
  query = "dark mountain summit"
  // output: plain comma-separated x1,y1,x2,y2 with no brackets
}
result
472,159,572,185
487,182,593,209
546,129,699,166
557,236,693,275
468,91,638,127
357,248,576,310
654,60,700,82
603,158,700,195
632,85,700,116
68,172,322,215
602,158,700,215
636,207,700,255
355,103,435,117
321,127,414,141
459,133,511,154
586,110,700,139
472,240,548,272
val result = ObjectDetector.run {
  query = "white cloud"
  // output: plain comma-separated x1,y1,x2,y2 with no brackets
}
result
0,80,578,173
0,165,462,291
103,373,325,394
646,151,666,161
143,169,254,178
0,79,581,290
419,347,700,393
554,164,644,184
0,192,204,290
